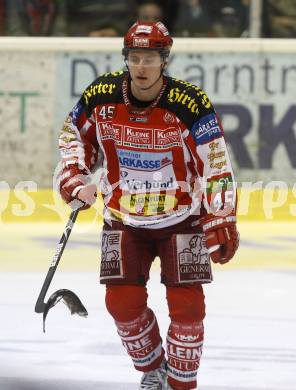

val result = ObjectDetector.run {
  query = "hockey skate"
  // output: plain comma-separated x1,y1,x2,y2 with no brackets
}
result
139,359,167,389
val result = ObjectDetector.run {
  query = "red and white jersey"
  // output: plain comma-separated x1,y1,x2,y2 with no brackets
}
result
59,71,236,228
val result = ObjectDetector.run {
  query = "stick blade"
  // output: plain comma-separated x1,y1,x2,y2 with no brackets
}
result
43,289,88,333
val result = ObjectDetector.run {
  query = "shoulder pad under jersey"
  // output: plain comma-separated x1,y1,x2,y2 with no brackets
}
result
82,70,125,109
163,77,215,129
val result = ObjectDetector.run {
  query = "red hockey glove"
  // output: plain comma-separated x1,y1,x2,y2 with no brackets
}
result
58,166,94,210
200,215,239,264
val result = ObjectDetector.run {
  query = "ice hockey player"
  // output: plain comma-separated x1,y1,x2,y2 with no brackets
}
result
57,20,239,390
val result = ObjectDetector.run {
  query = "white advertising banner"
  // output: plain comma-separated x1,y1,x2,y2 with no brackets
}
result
1,38,296,186
168,52,296,184
0,51,56,186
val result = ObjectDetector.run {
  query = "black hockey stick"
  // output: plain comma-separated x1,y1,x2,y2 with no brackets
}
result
35,209,88,332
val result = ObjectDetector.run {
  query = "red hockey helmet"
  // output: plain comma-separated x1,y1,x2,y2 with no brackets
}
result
122,21,173,59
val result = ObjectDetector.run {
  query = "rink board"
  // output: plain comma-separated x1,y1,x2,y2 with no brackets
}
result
1,220,295,272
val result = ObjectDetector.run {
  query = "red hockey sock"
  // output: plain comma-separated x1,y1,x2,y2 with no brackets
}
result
105,285,164,372
105,285,148,322
166,285,205,389
116,307,165,371
167,321,204,390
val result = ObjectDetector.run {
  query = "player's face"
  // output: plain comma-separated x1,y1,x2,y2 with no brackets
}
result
127,50,164,88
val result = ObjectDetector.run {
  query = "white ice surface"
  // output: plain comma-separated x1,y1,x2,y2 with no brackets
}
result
0,270,296,390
